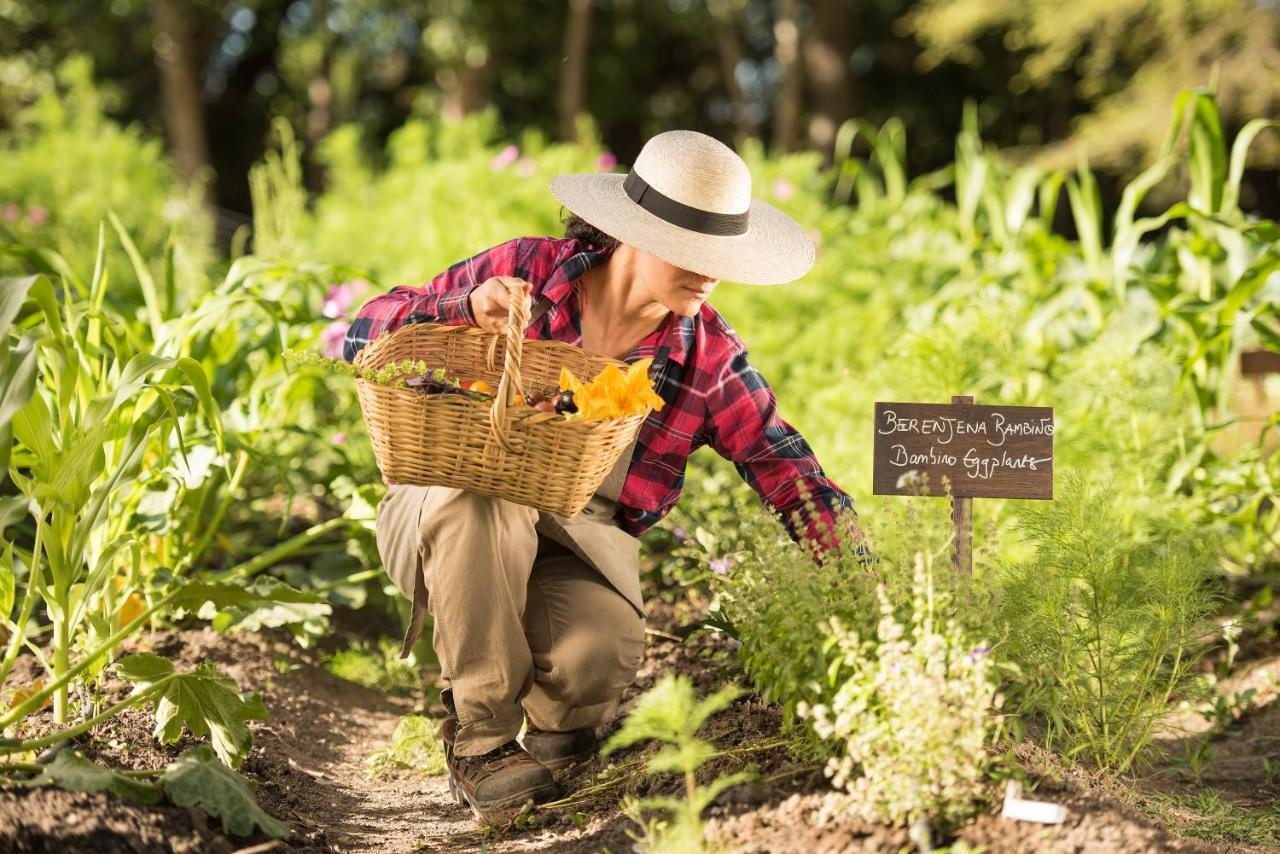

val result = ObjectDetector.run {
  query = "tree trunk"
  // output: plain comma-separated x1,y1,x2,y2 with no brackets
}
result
152,0,212,206
803,0,852,163
706,0,754,147
771,0,803,155
441,62,492,121
306,50,333,188
558,0,594,141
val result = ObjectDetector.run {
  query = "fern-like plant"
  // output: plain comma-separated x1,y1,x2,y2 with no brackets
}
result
998,469,1218,772
601,675,753,853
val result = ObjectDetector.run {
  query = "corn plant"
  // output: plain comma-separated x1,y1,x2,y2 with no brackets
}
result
0,239,330,762
601,675,753,854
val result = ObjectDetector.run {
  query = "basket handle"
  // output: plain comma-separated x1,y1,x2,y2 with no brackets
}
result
487,278,533,453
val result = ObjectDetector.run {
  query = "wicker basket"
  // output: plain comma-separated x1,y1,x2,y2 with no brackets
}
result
353,279,648,517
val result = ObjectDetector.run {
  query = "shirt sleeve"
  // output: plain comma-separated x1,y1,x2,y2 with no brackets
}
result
342,236,525,362
701,347,870,563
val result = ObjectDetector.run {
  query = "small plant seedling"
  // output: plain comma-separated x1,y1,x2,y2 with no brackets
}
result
602,674,754,853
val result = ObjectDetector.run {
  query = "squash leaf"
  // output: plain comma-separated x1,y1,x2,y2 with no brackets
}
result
160,744,290,838
24,750,161,804
116,653,267,768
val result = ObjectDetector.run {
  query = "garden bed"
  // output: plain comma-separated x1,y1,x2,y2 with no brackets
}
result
3,595,1273,853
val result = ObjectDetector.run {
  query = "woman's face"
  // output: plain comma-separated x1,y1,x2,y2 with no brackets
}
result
632,245,719,318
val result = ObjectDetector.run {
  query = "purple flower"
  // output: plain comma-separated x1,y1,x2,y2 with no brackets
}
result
331,432,347,445
771,178,794,201
26,205,49,227
322,282,358,319
672,526,688,542
321,321,349,359
968,645,990,662
490,144,519,171
596,151,618,171
2,203,19,223
709,557,732,576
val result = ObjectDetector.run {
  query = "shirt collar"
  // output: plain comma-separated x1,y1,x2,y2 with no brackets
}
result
544,239,694,368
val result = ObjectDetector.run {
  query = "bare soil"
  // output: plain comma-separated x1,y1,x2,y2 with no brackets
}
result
1,597,1275,853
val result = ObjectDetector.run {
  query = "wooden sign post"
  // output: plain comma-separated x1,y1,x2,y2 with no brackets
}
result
873,396,1055,573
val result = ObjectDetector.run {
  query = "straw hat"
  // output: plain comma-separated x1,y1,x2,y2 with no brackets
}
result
550,130,815,285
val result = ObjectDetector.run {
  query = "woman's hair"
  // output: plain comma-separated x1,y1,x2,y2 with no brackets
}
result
560,208,620,250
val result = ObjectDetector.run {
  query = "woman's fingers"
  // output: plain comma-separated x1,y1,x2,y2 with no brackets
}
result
475,276,535,335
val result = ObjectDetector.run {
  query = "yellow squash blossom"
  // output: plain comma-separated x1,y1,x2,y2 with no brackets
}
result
559,357,665,419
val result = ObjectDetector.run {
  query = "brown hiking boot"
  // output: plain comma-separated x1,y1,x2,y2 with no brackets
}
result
440,689,558,823
520,725,598,772
446,739,560,824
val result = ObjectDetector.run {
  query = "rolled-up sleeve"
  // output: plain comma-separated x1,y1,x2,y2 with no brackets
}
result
342,236,524,362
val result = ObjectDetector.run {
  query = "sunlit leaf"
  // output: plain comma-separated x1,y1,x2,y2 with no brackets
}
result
24,750,161,804
160,745,290,838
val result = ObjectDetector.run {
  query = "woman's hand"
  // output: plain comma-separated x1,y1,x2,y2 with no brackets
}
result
468,276,530,335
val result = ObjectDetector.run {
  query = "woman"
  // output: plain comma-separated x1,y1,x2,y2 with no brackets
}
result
343,129,865,825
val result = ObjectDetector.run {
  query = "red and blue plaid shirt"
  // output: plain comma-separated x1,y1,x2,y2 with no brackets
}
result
344,236,865,558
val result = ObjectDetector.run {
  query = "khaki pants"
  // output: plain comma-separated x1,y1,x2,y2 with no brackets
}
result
375,484,647,756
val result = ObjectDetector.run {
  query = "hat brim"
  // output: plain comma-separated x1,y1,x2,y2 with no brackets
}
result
549,173,815,285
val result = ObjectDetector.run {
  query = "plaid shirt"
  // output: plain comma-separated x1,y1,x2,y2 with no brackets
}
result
344,236,865,558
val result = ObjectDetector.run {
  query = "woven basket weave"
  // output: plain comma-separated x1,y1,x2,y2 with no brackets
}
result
353,279,648,517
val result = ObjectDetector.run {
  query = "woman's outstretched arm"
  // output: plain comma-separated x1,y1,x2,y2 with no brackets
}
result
702,346,869,561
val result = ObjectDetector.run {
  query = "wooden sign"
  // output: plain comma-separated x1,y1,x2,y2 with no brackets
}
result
873,396,1055,575
1241,349,1280,376
873,400,1055,500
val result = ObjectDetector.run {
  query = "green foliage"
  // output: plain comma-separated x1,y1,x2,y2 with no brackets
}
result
161,745,291,838
1147,790,1280,847
798,552,1000,828
325,637,421,693
602,674,753,854
300,108,605,285
997,471,1218,772
365,714,447,778
23,749,162,804
18,746,291,839
710,495,966,733
0,57,212,301
116,653,267,770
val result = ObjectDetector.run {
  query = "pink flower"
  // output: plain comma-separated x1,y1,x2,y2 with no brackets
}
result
1,203,19,223
490,144,519,171
321,321,349,359
596,151,618,171
322,282,357,319
771,178,794,201
515,157,536,177
709,556,733,576
331,432,347,445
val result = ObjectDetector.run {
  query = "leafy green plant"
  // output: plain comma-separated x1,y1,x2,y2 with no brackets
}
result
0,269,223,722
325,637,421,693
798,549,1000,828
6,746,290,839
365,714,447,778
601,675,753,854
998,470,1218,772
